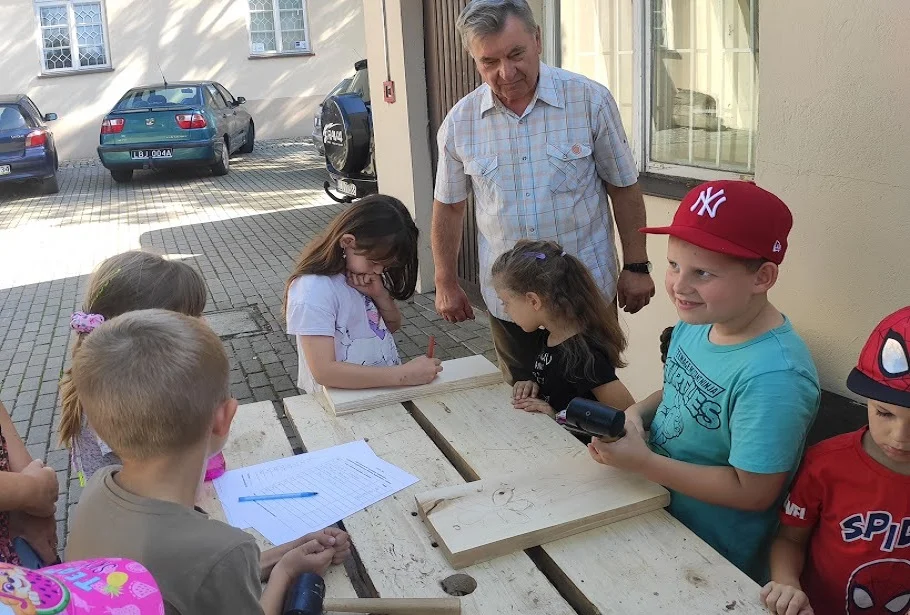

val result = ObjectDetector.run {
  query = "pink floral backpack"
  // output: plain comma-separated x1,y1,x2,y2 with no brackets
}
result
0,558,162,615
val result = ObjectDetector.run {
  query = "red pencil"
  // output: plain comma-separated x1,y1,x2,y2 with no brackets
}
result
427,335,436,358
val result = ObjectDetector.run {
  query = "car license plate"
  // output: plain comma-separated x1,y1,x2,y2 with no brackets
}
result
0,165,10,176
130,149,173,160
337,179,356,196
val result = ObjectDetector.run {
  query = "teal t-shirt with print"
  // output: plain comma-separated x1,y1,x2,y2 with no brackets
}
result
649,318,820,582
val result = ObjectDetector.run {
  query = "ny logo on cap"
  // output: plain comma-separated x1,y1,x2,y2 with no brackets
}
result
690,187,727,218
773,240,782,253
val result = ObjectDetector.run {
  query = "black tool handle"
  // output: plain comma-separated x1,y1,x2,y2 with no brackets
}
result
284,572,325,615
564,398,627,439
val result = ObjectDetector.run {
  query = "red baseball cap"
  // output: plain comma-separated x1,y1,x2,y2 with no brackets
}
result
640,180,793,264
847,306,910,407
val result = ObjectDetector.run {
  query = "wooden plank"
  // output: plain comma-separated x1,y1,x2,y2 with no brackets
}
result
198,401,358,611
416,454,669,568
323,355,501,415
410,385,767,614
283,394,576,615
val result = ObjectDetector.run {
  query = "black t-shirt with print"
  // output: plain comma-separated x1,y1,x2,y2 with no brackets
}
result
531,336,619,413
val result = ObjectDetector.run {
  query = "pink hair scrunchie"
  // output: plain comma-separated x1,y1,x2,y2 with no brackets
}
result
71,311,105,334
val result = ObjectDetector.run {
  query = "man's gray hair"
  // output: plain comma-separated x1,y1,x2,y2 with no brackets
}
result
456,0,538,52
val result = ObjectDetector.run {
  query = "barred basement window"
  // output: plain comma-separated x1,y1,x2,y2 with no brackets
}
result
34,0,111,73
247,0,311,56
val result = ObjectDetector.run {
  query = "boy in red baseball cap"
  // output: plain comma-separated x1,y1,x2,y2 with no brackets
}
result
761,307,910,615
587,180,821,582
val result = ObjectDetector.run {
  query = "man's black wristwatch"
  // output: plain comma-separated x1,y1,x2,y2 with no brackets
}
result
623,261,652,274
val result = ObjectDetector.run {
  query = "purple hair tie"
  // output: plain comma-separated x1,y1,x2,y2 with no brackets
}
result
71,311,105,334
524,252,546,260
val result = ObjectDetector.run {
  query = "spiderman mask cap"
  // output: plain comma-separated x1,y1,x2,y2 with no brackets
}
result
847,306,910,408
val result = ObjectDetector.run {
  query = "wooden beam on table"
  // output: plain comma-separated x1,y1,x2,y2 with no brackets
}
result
197,401,359,612
409,385,767,615
322,355,502,416
283,394,576,615
416,454,669,569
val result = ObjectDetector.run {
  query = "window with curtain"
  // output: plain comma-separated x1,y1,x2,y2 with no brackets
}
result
559,0,759,177
247,0,311,55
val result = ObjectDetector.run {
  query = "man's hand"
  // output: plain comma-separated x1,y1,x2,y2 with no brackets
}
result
617,270,655,314
587,422,653,471
435,281,474,323
512,380,539,401
760,581,814,615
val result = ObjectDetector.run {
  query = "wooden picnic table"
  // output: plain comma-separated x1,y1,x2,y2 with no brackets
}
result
208,385,768,614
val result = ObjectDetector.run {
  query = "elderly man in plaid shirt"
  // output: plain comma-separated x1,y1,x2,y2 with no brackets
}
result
432,0,655,384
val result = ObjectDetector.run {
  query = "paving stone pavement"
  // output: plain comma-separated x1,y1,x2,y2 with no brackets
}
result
0,138,496,548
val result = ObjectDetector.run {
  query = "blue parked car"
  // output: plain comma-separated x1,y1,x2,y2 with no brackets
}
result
97,81,254,183
0,94,59,194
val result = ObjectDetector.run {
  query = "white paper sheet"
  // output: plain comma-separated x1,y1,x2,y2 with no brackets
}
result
213,440,418,545
214,441,374,528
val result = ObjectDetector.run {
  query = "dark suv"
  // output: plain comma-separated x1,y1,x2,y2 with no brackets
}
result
315,60,377,202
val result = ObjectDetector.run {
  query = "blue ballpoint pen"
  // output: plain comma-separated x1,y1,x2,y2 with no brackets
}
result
238,492,319,502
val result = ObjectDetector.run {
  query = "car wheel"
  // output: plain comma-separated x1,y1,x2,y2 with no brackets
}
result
211,138,230,176
111,169,133,183
238,122,255,154
40,174,59,194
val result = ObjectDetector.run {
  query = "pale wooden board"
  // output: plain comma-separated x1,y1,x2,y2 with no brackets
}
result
198,401,358,611
410,385,767,614
416,454,670,568
323,355,502,416
283,394,576,615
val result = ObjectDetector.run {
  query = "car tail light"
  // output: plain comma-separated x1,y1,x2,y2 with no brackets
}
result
175,113,206,129
25,130,47,147
101,118,125,134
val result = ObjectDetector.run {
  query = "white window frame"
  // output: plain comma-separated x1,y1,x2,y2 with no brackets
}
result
33,0,112,75
549,0,757,181
246,0,312,57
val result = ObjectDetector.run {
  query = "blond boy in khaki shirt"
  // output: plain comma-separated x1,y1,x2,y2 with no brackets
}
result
64,310,349,615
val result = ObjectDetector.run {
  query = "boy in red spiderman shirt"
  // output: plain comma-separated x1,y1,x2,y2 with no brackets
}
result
761,306,910,615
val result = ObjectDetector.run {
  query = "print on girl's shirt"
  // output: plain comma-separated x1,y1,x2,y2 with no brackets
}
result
365,296,387,340
332,297,399,369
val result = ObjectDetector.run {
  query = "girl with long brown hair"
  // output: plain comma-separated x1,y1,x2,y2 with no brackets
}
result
284,194,441,392
58,251,209,485
491,239,635,418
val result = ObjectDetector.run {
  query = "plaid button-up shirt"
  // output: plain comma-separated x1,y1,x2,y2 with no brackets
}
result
434,62,638,321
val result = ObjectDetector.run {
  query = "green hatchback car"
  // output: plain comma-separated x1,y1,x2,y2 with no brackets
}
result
97,81,254,183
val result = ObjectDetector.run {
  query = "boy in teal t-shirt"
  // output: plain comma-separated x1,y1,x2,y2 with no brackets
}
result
589,181,820,582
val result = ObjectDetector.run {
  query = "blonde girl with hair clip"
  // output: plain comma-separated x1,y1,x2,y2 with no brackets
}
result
492,239,635,420
58,251,210,485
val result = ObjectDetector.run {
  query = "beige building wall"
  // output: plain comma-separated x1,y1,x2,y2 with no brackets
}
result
752,0,910,397
621,0,910,401
1,0,364,161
